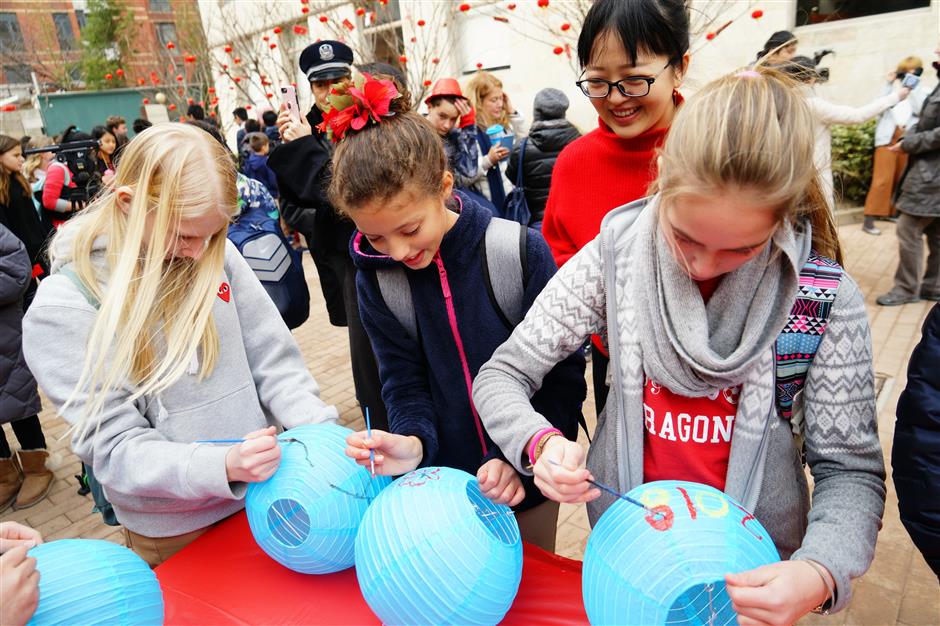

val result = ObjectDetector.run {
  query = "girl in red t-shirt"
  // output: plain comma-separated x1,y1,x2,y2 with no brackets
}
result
475,67,885,624
541,0,688,413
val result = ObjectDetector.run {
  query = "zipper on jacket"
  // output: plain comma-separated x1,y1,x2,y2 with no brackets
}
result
433,253,489,456
600,228,630,493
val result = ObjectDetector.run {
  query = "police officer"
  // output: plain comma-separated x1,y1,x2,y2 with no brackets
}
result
269,40,388,430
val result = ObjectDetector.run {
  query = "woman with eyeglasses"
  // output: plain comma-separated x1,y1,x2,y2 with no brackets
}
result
541,0,689,413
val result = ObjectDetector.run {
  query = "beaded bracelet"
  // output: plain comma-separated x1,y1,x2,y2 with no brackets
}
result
527,427,562,468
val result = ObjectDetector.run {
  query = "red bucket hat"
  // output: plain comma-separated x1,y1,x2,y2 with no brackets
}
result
424,78,467,106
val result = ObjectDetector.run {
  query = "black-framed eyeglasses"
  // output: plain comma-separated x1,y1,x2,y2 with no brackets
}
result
576,62,671,99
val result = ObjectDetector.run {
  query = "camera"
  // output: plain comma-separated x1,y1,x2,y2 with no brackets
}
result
22,139,100,210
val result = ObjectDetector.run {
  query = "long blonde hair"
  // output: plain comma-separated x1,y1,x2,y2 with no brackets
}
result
465,72,511,131
23,135,53,183
653,67,842,264
55,123,238,437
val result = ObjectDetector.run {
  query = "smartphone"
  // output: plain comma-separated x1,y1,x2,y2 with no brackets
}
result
901,72,920,90
280,85,301,123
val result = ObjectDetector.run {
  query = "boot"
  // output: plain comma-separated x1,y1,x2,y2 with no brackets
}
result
0,456,23,512
13,449,54,510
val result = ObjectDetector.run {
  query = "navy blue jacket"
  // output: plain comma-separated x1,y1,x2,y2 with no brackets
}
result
351,194,586,511
894,303,940,578
243,153,279,199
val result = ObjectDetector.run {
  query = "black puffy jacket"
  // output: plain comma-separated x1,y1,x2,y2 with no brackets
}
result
893,302,940,578
505,119,580,225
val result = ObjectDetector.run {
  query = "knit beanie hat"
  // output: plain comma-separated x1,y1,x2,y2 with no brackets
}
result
533,88,569,121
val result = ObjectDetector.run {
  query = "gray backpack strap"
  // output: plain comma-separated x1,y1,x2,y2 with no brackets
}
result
481,217,526,329
58,266,100,309
375,267,417,341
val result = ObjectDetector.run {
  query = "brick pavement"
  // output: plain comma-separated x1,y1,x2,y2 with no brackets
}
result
2,220,937,625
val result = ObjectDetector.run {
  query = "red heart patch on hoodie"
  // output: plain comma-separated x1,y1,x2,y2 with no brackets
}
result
217,282,230,302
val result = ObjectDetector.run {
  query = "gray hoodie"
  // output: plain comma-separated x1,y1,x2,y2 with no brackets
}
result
22,228,337,537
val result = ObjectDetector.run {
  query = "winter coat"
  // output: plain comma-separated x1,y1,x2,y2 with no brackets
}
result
243,153,279,199
505,119,581,225
350,193,586,512
896,81,940,217
268,106,354,252
893,303,940,577
0,224,41,424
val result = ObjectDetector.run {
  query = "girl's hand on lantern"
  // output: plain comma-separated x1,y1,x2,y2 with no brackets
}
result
726,560,833,626
532,436,599,504
345,430,422,476
225,426,281,483
477,458,525,506
277,104,312,142
0,522,42,555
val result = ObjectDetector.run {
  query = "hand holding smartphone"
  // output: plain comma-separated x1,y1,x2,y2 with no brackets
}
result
901,73,920,90
280,85,301,124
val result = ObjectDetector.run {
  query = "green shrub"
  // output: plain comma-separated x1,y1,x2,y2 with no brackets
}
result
831,119,876,208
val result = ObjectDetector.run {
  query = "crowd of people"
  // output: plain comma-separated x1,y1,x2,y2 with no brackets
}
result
1,0,938,623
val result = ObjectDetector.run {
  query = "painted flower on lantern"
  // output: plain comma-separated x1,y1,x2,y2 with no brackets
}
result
751,9,763,18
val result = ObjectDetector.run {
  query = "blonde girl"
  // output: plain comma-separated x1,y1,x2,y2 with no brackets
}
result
474,69,885,624
22,124,337,567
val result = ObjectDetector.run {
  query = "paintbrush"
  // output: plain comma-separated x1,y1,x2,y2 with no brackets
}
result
365,407,375,478
546,460,661,517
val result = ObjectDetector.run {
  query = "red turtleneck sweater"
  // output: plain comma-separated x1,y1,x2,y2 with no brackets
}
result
542,119,670,268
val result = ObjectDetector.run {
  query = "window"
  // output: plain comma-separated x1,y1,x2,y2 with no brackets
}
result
52,13,76,51
3,63,32,83
0,12,23,53
155,22,177,49
148,0,171,12
75,10,86,31
796,0,930,26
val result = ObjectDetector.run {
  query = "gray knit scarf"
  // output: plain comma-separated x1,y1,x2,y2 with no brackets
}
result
635,196,811,397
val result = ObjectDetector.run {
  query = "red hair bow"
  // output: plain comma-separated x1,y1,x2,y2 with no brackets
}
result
317,72,400,142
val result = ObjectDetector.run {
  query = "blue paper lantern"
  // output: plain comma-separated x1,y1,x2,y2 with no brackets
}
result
355,466,523,625
28,539,163,625
583,480,780,625
246,422,391,574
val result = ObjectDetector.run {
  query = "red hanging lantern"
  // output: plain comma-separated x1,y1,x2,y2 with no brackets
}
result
234,76,241,83
273,26,282,34
209,111,217,118
116,68,124,77
293,25,308,34
319,15,328,22
560,23,570,31
423,79,432,86
222,63,229,70
356,7,366,16
166,41,175,49
137,77,145,86
168,103,177,110
417,19,425,26
399,55,407,63
266,92,273,98
459,3,470,11
176,74,184,82
270,42,277,49
224,44,233,53
342,18,355,30
706,32,716,40
105,73,113,80
432,57,440,64
507,2,516,8
246,105,252,110
301,6,309,13
537,0,549,7
410,36,416,43
476,62,483,69
142,98,150,104
552,46,563,55
184,54,196,63
291,81,297,87
177,87,184,95
233,57,241,63
187,97,194,104
751,9,764,18
208,86,216,93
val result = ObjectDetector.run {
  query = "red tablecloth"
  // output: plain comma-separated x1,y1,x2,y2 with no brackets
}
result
156,511,588,625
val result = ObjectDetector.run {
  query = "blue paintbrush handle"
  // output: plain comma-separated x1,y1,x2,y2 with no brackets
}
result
194,439,246,444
